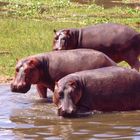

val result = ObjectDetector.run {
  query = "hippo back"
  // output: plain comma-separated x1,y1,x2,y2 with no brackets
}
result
80,23,137,50
45,49,116,81
58,66,140,112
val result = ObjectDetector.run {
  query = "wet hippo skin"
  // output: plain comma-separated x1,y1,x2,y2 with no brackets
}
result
53,23,140,70
11,49,116,100
53,66,140,117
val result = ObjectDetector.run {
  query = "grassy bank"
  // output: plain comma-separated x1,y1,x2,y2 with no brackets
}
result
0,0,140,80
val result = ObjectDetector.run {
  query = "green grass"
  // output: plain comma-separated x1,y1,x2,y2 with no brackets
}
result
0,0,140,79
0,18,81,77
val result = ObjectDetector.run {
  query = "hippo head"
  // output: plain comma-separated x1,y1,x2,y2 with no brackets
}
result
53,29,74,51
11,57,41,93
53,79,82,117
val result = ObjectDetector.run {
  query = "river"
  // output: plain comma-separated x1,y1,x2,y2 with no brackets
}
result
0,84,140,139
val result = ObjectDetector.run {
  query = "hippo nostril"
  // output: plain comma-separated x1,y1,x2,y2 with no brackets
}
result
17,84,22,89
22,82,26,87
59,91,64,100
53,47,58,51
11,82,25,89
11,82,31,93
58,48,62,50
17,82,26,88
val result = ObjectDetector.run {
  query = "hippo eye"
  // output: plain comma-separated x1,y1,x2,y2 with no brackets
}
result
16,68,19,73
59,91,64,99
55,36,59,40
61,38,66,41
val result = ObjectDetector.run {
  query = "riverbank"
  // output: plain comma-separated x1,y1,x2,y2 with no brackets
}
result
0,76,13,84
0,0,140,80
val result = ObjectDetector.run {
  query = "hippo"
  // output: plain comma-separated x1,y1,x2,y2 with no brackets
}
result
11,49,116,100
53,66,140,117
53,23,140,70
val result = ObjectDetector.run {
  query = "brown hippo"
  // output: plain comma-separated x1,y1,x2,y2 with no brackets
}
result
53,66,140,117
53,23,140,70
11,49,116,100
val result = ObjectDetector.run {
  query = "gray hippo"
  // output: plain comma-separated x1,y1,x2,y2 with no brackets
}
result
11,49,116,100
53,66,140,117
53,23,140,70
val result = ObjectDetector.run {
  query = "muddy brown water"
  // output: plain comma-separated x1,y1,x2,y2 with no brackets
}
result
0,84,140,139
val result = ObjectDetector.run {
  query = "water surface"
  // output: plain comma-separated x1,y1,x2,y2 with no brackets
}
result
71,0,140,9
0,84,140,140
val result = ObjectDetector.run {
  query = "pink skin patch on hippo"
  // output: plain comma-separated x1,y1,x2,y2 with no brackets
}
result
55,32,66,50
58,86,76,114
59,94,74,114
14,66,26,87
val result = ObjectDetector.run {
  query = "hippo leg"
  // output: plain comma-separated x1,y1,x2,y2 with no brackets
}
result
36,84,47,98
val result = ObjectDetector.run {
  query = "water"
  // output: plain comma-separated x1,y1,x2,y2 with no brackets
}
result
0,84,140,139
71,0,140,9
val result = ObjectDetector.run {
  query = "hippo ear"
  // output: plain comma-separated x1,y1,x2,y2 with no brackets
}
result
63,30,70,36
55,82,59,87
68,80,77,88
55,82,60,92
16,58,19,62
54,29,57,34
28,59,38,67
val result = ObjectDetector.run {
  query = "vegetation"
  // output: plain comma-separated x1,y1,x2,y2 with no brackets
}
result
0,0,140,80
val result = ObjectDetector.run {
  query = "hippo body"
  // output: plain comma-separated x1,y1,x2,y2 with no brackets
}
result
53,23,140,70
53,66,140,117
11,49,116,99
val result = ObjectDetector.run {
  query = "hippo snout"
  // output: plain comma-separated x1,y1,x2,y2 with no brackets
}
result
58,108,76,118
53,48,62,51
53,48,58,51
11,82,31,93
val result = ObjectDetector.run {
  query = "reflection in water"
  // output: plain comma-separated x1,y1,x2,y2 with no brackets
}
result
71,0,140,9
0,85,140,139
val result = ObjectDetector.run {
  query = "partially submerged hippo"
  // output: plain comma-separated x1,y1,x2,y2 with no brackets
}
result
53,23,140,70
53,66,140,117
11,49,116,100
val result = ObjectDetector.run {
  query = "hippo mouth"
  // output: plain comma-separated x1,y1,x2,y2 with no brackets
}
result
58,108,97,118
53,48,61,51
57,101,77,118
58,107,77,118
11,83,31,93
58,107,93,118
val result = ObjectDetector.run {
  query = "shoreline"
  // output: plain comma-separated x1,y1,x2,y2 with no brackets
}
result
0,77,13,84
